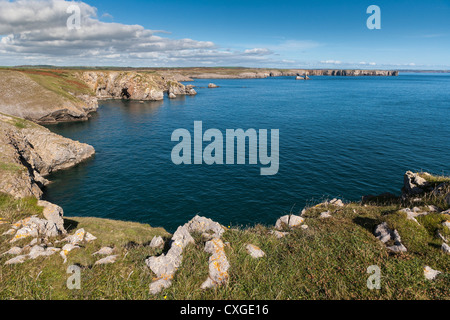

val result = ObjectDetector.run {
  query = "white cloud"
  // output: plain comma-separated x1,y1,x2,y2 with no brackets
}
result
320,60,342,65
0,0,275,66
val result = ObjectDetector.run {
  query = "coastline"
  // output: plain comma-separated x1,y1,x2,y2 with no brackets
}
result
0,68,449,300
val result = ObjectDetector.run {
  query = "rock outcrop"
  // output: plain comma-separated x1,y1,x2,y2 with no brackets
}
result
77,71,166,101
0,70,98,124
0,113,95,199
374,222,407,252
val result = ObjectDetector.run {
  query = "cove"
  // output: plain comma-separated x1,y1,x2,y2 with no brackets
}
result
43,75,450,232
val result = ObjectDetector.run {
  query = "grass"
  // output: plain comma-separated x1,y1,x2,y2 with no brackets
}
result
0,172,449,300
0,193,43,223
16,69,94,102
0,162,24,174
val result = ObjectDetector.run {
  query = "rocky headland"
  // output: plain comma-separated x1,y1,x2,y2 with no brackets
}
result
2,66,449,300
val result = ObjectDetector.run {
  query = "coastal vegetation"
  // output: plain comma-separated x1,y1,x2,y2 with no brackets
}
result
1,173,449,299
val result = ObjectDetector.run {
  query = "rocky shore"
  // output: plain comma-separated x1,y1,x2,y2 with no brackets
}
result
2,67,449,300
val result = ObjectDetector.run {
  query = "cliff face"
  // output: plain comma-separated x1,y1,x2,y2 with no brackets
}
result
77,71,197,101
0,70,98,124
0,69,198,124
186,68,398,79
0,113,95,199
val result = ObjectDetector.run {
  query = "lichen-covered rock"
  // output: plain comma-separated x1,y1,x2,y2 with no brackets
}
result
61,228,86,245
246,244,265,259
186,215,225,238
201,238,230,289
146,225,194,294
60,244,79,263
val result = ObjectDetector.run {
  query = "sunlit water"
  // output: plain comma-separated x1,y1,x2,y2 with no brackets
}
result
43,74,450,232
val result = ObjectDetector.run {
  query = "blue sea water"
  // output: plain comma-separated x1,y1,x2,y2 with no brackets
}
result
43,74,450,232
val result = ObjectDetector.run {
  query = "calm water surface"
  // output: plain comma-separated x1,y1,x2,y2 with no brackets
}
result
43,74,450,232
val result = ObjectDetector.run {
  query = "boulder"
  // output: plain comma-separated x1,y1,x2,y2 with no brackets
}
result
168,93,176,99
149,236,164,248
37,200,66,235
186,215,225,238
275,215,304,230
442,243,450,254
374,222,407,252
208,83,219,88
403,171,430,195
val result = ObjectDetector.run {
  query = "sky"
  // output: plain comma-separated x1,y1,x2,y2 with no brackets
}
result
0,0,449,69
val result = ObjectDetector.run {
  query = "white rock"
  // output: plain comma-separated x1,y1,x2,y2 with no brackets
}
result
61,228,86,245
1,246,23,256
201,238,229,289
275,215,304,230
320,211,332,218
374,223,407,252
60,244,79,263
443,220,450,230
94,255,118,265
424,266,441,280
93,247,114,256
149,236,164,248
5,255,28,265
246,244,265,259
442,243,450,254
329,198,344,207
270,230,289,238
2,229,16,236
84,232,97,242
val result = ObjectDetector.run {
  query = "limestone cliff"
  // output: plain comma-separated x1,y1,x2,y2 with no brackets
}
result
0,113,95,199
0,69,197,124
0,70,98,124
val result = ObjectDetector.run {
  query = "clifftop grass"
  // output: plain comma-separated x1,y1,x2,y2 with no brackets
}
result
0,187,449,300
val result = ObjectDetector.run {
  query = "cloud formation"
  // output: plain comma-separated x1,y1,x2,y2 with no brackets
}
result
0,0,275,66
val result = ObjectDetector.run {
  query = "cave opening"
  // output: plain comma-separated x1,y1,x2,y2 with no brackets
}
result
121,88,131,99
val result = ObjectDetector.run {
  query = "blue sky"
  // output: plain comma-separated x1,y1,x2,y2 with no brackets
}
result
0,0,449,68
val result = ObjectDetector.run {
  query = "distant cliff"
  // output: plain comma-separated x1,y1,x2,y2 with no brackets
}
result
154,67,399,80
0,69,197,124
